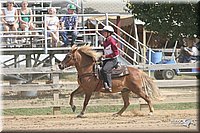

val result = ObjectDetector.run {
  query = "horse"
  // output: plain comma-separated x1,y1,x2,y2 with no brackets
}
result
58,45,163,118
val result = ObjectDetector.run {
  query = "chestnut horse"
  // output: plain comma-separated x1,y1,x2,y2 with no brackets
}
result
59,45,163,117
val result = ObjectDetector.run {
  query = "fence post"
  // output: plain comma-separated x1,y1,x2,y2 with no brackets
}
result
105,13,108,26
148,48,152,76
116,16,121,48
95,20,99,47
53,89,61,115
44,15,48,54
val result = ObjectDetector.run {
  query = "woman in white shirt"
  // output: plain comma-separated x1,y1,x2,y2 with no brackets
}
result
2,0,19,44
45,7,60,47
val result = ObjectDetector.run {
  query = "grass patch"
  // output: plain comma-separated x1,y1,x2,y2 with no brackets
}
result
3,102,198,116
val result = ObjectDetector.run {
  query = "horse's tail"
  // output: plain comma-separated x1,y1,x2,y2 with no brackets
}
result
140,70,165,101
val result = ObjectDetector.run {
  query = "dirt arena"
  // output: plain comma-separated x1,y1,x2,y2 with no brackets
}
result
3,110,198,132
2,87,199,132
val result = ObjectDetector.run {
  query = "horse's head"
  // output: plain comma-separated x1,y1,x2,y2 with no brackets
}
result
58,46,78,70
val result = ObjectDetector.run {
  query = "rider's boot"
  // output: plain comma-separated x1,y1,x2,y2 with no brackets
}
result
103,82,112,92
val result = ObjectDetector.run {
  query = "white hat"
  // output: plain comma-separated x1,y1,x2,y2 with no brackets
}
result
103,26,114,33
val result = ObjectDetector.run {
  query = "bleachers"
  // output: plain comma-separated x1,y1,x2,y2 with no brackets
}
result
0,4,89,48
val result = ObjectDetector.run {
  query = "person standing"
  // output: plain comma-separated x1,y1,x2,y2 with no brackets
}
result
60,3,78,47
2,0,19,44
101,25,119,92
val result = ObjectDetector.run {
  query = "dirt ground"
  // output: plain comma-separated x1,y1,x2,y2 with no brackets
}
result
2,87,199,132
2,110,198,132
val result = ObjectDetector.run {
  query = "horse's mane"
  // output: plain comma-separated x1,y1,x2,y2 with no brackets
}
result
75,45,101,61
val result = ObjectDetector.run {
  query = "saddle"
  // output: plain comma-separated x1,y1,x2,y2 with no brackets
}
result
93,62,129,79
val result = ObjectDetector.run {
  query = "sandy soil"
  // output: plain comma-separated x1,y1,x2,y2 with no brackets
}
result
2,110,198,132
2,87,199,132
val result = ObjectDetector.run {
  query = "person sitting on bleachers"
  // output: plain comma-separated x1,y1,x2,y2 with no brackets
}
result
2,0,19,44
0,3,3,31
18,0,35,43
60,4,78,47
45,7,60,47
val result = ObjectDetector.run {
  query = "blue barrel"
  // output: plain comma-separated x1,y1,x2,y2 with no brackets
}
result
147,50,162,64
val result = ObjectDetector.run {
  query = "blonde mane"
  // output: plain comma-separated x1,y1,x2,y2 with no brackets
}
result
77,45,101,61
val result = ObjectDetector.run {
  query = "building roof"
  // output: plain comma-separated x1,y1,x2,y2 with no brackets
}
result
82,0,128,14
52,0,129,14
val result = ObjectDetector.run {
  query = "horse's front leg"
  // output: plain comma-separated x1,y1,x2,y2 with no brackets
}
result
69,86,83,112
77,92,92,118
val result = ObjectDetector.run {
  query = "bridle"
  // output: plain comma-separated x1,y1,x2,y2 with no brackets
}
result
61,51,77,69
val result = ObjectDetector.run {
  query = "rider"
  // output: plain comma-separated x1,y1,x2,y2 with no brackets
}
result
101,25,119,92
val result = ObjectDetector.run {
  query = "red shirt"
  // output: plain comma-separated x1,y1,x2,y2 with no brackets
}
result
103,36,119,59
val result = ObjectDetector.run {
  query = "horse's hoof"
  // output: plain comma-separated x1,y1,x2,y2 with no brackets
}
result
77,113,85,118
71,105,76,112
77,114,83,118
112,113,121,117
148,112,153,116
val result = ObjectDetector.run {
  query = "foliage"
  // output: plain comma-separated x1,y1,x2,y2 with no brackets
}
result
126,2,199,41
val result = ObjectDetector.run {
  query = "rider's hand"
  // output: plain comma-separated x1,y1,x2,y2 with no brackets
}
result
101,55,106,58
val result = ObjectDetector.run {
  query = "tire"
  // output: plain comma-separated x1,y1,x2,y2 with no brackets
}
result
154,70,164,80
162,69,175,80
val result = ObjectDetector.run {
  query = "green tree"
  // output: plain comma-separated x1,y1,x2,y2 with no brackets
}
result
126,2,199,41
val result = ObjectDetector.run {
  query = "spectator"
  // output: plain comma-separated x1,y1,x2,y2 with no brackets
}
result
0,3,3,31
0,3,3,45
2,0,19,44
178,38,199,63
18,0,35,34
45,7,60,47
60,4,78,47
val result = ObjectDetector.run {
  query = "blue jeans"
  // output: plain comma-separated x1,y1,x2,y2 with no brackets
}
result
59,30,77,46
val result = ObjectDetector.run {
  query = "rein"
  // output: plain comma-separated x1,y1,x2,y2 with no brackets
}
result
78,72,95,80
78,71,102,92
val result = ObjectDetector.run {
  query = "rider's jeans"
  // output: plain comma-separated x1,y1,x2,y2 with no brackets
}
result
101,58,118,88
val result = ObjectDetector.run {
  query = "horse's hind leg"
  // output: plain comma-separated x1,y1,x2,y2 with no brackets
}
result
69,86,83,112
113,88,130,116
132,88,154,115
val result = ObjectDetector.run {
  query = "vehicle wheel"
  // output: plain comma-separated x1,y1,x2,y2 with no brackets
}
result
162,69,175,80
154,70,164,80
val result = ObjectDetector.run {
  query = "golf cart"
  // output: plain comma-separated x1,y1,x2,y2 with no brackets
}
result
154,41,199,80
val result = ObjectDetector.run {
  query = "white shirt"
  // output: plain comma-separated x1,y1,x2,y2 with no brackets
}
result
46,16,59,31
4,7,16,22
192,46,199,56
104,45,113,55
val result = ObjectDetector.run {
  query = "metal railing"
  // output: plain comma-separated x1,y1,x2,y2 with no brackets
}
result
0,13,153,64
94,18,154,65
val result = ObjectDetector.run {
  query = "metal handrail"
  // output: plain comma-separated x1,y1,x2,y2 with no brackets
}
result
0,13,153,64
95,18,153,64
